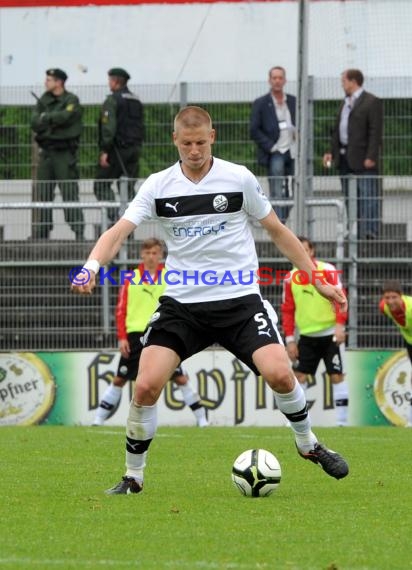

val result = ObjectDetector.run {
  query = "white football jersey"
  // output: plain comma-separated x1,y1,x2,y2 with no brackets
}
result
123,157,272,303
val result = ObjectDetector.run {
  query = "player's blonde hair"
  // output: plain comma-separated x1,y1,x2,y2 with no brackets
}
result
173,106,212,132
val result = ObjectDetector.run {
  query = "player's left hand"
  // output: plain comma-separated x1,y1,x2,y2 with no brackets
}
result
334,323,346,345
315,282,347,312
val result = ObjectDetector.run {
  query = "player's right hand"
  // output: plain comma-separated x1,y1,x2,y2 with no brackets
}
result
286,341,298,362
70,268,96,295
119,339,130,358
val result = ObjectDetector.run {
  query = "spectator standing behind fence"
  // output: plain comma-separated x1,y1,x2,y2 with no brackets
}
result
92,237,208,428
379,280,412,427
323,69,384,240
94,68,144,226
30,68,84,240
250,66,296,224
281,237,349,426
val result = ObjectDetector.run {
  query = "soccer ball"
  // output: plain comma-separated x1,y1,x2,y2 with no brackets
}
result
231,448,281,497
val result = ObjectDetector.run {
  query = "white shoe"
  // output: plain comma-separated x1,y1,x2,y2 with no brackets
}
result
405,422,412,428
197,416,209,428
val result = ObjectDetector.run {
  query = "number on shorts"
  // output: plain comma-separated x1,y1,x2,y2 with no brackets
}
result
254,312,268,330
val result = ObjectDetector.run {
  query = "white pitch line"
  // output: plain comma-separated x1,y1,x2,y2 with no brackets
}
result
0,558,272,569
85,429,122,435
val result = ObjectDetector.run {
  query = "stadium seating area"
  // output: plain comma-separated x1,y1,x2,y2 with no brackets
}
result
1,233,410,351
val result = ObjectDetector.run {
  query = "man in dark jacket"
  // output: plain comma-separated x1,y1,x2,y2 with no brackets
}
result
94,68,144,225
250,66,296,224
323,69,384,239
31,68,84,240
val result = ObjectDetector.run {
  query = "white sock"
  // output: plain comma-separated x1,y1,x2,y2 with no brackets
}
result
93,384,122,425
125,401,157,483
179,382,208,426
193,406,209,427
409,401,412,425
179,382,199,407
273,378,317,452
333,379,349,426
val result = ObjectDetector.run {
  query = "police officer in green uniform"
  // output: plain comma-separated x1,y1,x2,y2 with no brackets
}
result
94,68,144,224
31,68,84,240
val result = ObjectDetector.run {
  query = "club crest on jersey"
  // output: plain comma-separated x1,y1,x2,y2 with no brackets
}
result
213,194,228,212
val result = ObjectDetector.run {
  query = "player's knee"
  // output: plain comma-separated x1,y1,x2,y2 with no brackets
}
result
264,364,294,391
134,377,161,404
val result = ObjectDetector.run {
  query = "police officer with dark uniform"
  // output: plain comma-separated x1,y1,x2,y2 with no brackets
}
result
94,68,144,224
31,68,84,240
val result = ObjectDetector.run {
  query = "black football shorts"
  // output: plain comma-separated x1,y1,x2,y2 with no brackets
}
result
142,294,283,375
295,334,344,376
116,332,186,381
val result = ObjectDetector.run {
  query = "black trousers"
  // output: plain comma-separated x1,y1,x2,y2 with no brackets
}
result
94,145,141,223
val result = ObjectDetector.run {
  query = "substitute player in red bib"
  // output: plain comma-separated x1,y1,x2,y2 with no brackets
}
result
282,237,349,426
92,237,208,427
72,106,349,494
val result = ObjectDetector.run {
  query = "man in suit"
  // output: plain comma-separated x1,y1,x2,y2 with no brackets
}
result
323,69,384,239
250,66,296,224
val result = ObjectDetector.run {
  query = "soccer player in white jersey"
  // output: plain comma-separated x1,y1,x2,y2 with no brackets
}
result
72,106,349,494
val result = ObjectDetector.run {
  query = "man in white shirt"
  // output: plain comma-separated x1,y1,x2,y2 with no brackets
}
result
72,106,348,495
250,66,296,224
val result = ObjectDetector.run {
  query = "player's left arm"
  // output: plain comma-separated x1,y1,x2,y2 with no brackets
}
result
324,263,347,344
259,211,347,312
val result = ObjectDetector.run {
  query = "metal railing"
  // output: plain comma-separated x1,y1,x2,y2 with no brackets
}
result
0,175,411,351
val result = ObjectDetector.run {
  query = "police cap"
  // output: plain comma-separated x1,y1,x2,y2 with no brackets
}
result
108,68,130,81
46,68,68,82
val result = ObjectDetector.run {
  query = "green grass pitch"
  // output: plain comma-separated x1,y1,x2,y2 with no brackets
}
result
0,426,410,570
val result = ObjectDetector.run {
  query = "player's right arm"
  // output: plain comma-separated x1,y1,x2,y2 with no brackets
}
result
72,176,155,295
281,276,299,362
71,218,136,295
116,277,132,357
